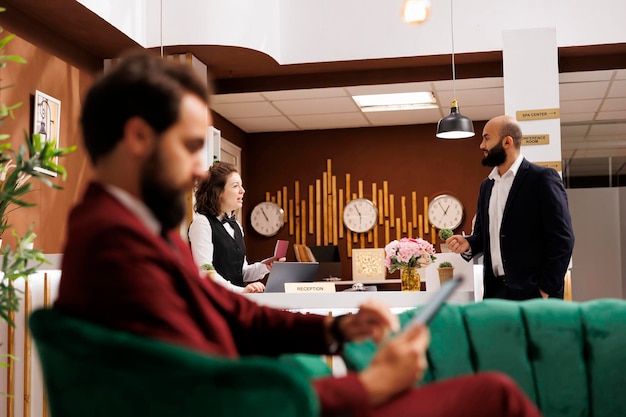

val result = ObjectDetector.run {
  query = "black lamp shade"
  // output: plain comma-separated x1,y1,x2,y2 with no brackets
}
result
436,101,475,139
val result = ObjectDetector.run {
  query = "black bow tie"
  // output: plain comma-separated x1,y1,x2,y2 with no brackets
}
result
221,215,237,226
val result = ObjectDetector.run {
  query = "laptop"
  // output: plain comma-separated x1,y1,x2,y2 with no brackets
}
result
264,262,319,293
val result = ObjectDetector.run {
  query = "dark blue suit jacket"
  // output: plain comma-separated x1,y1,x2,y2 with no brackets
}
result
465,158,574,299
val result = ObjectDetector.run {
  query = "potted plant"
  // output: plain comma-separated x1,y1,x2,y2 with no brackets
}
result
437,261,454,284
438,228,453,252
0,8,75,365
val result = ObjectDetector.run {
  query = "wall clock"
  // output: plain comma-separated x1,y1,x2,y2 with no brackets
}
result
250,201,285,237
343,198,378,233
427,194,464,230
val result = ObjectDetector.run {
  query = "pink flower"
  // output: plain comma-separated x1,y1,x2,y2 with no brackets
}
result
384,237,437,273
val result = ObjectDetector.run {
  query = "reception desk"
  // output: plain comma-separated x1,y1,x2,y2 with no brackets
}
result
246,290,475,315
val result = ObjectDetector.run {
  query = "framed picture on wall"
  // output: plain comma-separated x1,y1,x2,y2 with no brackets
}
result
32,90,61,176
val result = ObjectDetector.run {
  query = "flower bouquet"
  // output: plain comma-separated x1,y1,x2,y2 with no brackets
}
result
384,237,436,291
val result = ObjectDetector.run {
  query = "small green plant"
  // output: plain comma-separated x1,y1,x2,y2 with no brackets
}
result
200,263,215,271
438,228,453,241
438,261,453,268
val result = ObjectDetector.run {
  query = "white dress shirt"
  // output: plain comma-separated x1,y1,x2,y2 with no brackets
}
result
188,214,269,292
487,154,524,277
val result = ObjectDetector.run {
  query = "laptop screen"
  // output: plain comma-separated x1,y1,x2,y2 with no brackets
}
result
264,262,319,293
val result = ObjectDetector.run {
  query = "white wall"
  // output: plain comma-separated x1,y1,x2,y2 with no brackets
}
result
78,0,626,65
567,188,624,301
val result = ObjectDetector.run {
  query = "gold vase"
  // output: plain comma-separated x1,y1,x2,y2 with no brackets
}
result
400,266,421,291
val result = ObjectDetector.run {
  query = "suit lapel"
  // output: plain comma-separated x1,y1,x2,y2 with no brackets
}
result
503,158,530,220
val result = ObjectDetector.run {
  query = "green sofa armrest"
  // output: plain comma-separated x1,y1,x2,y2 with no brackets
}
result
29,308,320,417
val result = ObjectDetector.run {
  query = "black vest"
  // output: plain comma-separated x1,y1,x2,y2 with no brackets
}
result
207,215,246,287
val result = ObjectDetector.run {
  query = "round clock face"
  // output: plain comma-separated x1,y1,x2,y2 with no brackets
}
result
427,194,464,230
343,198,378,233
250,201,285,237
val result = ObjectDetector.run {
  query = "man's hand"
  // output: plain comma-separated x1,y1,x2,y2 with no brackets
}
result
539,288,549,298
243,282,265,293
445,235,470,254
359,325,430,406
332,300,399,344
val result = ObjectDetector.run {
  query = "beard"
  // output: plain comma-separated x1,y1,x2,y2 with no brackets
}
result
140,150,187,231
481,140,507,167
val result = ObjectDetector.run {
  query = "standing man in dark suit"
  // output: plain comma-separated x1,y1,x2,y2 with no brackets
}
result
446,115,574,300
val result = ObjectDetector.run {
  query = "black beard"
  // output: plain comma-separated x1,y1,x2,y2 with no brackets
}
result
140,151,187,231
481,140,507,167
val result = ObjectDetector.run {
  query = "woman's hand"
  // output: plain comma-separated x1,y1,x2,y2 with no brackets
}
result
266,257,286,271
243,282,265,293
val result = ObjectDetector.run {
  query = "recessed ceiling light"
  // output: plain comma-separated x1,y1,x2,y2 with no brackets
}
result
352,91,437,112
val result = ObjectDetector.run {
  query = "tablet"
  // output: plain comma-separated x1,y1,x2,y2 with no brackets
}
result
405,276,463,329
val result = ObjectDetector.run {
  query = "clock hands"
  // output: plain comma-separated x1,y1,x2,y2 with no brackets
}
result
260,208,269,222
438,202,451,216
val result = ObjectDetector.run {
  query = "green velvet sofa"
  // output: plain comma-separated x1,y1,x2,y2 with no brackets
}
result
30,299,626,417
29,308,320,417
343,298,626,417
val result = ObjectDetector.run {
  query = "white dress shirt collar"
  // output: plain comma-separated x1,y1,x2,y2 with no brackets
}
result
103,184,161,236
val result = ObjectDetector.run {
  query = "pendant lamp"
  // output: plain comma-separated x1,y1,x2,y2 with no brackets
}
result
436,0,474,139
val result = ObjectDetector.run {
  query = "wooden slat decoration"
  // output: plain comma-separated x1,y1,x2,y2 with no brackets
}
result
309,185,314,234
384,219,390,244
408,221,413,238
295,216,300,244
383,181,389,217
360,233,365,248
418,214,424,238
395,218,402,240
389,194,395,227
357,180,363,198
401,196,407,233
24,280,31,417
294,181,300,216
373,223,379,248
431,226,437,244
301,200,307,244
283,186,288,221
322,172,328,245
332,176,338,244
378,189,384,225
265,191,270,201
412,191,417,226
338,189,344,239
345,173,351,204
346,230,352,257
315,179,321,245
277,190,282,210
423,196,429,234
367,229,372,243
327,161,332,245
288,198,294,236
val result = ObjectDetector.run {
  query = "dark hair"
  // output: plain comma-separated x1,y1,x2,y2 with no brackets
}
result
80,49,211,164
195,162,239,217
500,117,523,148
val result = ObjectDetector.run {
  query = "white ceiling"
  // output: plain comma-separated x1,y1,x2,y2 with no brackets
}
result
211,68,626,179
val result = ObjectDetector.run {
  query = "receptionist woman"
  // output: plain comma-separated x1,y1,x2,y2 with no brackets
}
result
189,162,277,293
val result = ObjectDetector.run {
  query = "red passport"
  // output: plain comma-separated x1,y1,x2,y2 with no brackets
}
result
261,239,289,264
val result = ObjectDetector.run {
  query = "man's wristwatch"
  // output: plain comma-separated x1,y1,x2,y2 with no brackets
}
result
328,314,349,354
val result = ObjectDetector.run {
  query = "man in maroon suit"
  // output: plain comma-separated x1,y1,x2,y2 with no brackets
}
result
55,50,541,417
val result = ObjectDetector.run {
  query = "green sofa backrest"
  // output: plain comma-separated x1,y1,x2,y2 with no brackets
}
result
343,298,626,417
29,308,320,417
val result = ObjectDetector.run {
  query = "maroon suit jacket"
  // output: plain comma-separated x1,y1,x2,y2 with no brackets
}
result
55,183,368,416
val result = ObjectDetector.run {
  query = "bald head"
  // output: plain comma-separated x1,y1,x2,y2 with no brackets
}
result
485,115,523,148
